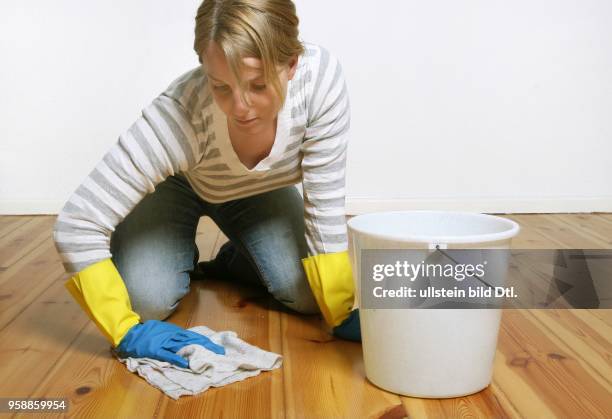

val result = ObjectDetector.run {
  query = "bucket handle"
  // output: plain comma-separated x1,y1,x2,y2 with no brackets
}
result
428,242,448,252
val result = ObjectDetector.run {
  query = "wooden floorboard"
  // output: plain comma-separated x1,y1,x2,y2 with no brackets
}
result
0,213,610,418
281,313,404,418
494,309,610,418
0,216,31,239
0,216,56,269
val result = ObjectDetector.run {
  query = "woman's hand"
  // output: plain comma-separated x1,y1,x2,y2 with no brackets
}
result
332,309,361,342
116,320,226,368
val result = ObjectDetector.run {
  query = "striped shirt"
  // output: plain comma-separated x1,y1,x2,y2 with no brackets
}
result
53,42,351,274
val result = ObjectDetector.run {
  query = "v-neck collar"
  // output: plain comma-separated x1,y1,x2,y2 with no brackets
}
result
210,86,292,174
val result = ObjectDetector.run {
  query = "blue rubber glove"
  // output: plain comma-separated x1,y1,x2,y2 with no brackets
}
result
116,320,225,368
332,309,361,342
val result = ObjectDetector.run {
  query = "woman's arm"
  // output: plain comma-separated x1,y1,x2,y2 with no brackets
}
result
299,46,357,337
54,94,202,274
53,92,205,348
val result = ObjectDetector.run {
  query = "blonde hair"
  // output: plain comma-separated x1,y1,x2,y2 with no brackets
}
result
194,0,304,106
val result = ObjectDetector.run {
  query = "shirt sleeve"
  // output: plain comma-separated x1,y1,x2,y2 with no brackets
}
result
53,93,204,274
300,47,355,328
301,47,350,257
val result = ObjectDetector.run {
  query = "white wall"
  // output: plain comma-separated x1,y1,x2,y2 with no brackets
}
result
1,0,611,215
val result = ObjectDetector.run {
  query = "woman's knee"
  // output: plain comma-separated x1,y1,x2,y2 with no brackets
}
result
127,275,190,321
276,290,320,315
133,298,180,322
264,267,320,315
111,253,193,322
287,293,321,315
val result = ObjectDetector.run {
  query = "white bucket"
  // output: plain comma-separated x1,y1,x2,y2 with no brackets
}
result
347,210,520,398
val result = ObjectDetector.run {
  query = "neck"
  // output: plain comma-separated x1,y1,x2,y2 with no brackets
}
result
228,117,277,142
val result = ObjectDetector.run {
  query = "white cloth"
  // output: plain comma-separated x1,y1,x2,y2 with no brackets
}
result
114,326,283,400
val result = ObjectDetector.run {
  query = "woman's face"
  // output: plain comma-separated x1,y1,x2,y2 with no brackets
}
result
202,42,298,136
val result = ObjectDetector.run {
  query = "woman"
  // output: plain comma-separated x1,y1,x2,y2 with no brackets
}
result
53,0,360,368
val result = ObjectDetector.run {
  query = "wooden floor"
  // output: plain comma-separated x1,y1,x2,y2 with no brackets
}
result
0,213,611,418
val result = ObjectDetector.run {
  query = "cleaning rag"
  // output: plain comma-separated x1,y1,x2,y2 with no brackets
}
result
113,325,283,399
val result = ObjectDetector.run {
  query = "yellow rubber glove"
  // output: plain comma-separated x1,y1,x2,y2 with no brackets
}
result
301,250,355,328
64,258,141,347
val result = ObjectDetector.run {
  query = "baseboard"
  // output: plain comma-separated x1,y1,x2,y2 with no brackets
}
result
2,196,611,216
0,201,65,215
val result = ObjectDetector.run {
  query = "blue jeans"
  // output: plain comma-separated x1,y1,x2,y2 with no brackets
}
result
109,173,320,321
